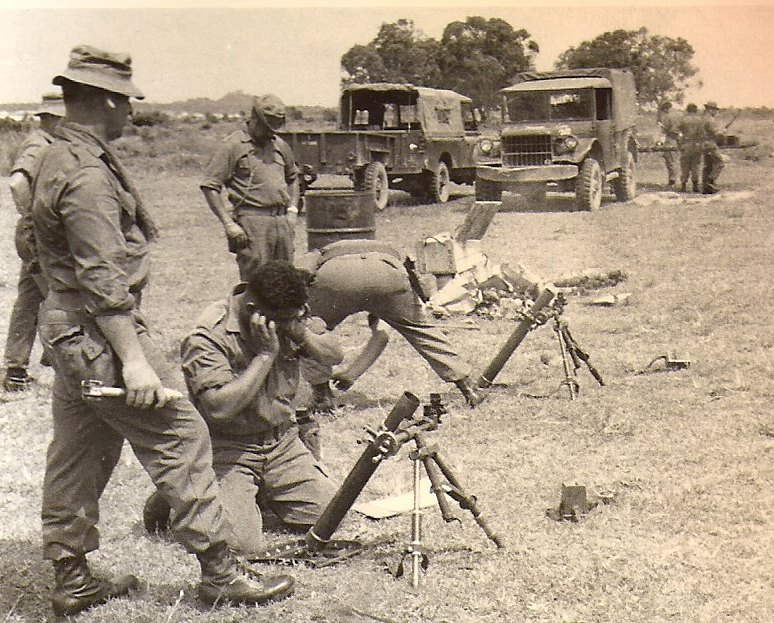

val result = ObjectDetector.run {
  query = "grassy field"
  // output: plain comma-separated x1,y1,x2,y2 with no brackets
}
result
0,115,773,622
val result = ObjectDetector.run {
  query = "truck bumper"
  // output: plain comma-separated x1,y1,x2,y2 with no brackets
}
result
476,164,578,183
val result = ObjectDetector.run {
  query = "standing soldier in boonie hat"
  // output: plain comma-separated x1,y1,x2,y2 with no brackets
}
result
3,93,65,392
701,101,724,194
31,45,295,617
200,93,300,280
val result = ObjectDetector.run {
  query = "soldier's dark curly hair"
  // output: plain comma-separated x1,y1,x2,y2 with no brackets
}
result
246,261,311,311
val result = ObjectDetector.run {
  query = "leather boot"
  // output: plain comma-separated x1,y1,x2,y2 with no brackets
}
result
143,490,172,533
52,555,139,617
197,542,295,607
454,377,485,408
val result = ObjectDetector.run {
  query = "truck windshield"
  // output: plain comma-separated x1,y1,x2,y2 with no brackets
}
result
504,89,595,122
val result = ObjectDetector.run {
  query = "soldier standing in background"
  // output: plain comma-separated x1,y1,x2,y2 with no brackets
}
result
200,95,300,280
678,103,704,193
32,44,294,617
657,101,682,189
2,94,64,391
701,101,725,194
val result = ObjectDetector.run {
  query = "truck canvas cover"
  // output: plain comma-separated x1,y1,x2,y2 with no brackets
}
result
340,83,471,135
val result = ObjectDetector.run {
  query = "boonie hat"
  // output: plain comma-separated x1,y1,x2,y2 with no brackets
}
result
252,94,286,131
53,45,144,99
686,103,698,113
704,101,719,110
36,92,65,117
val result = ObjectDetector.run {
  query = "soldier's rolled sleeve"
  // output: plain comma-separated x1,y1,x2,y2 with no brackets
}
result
200,142,234,192
59,167,137,315
180,332,234,398
278,139,299,184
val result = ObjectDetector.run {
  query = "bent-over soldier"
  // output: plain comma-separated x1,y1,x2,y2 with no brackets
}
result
297,239,484,411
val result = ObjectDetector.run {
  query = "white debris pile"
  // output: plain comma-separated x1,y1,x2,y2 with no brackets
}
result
631,190,754,207
413,232,542,317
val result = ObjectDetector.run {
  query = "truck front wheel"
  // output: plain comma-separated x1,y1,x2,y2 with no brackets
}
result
361,161,389,211
475,176,503,201
427,161,450,203
576,157,603,211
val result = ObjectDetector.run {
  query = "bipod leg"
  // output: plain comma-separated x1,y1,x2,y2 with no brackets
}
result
560,322,605,387
430,450,505,549
555,319,579,400
414,433,459,523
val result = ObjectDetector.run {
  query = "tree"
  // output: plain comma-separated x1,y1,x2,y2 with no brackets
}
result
438,17,539,110
341,19,441,87
555,27,698,107
340,16,539,111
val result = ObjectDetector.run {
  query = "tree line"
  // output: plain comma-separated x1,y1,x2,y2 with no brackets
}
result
341,17,698,111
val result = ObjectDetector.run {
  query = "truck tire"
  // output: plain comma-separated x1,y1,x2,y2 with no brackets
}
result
363,161,389,211
612,150,636,201
575,157,603,211
427,161,450,203
475,176,502,201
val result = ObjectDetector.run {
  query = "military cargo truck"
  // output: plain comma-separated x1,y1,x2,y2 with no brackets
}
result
476,68,638,211
280,83,495,210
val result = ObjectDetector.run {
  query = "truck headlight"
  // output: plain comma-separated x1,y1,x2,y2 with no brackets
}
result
554,135,578,155
478,138,493,153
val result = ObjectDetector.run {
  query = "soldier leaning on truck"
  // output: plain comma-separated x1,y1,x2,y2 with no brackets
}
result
2,93,64,391
657,101,682,189
200,95,300,280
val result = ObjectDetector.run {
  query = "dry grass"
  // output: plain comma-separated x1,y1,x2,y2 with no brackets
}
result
0,116,773,622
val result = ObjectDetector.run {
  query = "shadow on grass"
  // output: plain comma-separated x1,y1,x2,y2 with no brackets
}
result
0,540,51,621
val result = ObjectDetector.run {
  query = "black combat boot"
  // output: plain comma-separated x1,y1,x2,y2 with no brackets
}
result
197,542,295,607
454,377,485,408
680,182,687,193
51,555,139,617
143,490,172,533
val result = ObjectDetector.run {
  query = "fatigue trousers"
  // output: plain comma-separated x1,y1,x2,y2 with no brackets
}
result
210,429,335,554
662,141,679,185
307,254,472,383
38,302,226,561
680,146,703,188
234,210,294,281
3,220,46,369
702,145,724,190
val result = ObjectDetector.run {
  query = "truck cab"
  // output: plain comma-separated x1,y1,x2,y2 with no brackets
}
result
476,68,638,211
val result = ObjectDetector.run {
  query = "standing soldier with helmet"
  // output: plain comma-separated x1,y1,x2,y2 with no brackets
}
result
2,93,64,391
657,101,682,189
200,95,300,280
31,44,295,617
678,103,705,193
701,101,724,194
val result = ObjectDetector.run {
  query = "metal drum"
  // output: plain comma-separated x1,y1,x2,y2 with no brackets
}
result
305,190,376,251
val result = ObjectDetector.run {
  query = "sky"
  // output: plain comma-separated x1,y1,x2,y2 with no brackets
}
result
1,1,773,109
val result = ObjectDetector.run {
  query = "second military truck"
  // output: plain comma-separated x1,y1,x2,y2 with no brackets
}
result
280,83,495,211
476,68,638,211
